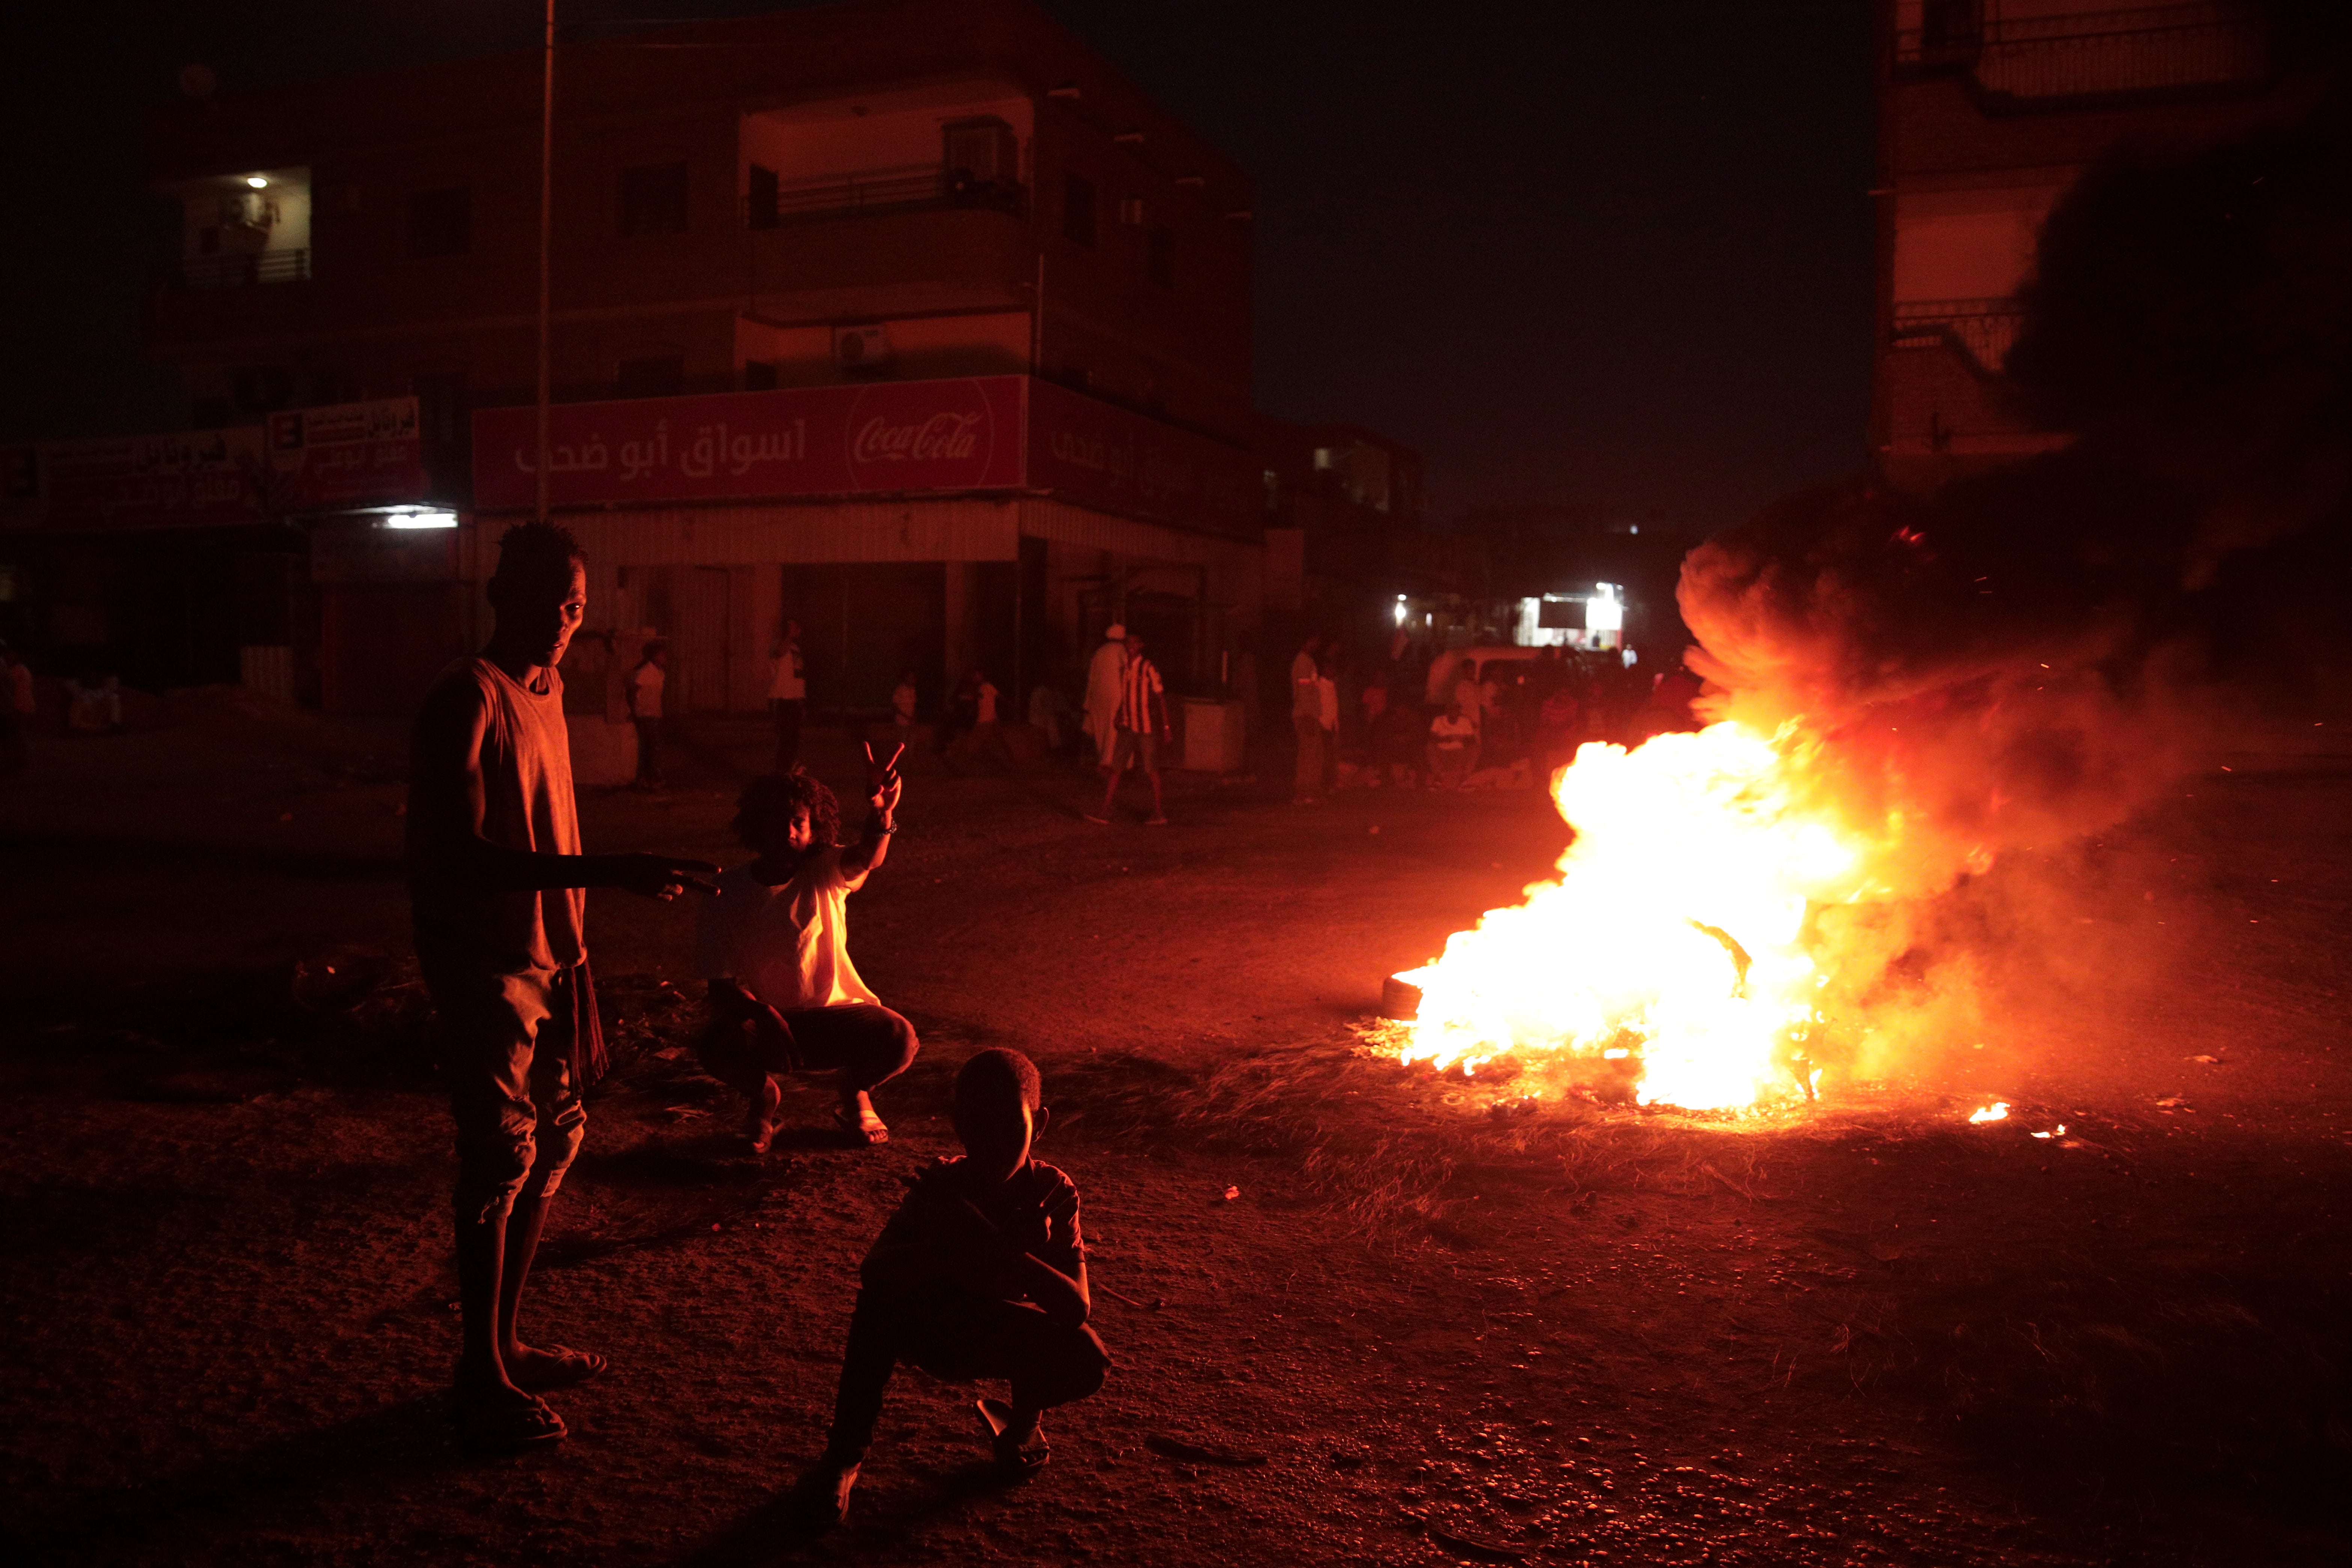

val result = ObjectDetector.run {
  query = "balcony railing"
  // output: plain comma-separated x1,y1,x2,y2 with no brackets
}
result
1891,297,2025,372
179,249,311,289
746,163,1025,228
1895,3,2269,99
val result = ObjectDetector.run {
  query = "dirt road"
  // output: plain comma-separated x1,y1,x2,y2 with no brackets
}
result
4,704,2348,1566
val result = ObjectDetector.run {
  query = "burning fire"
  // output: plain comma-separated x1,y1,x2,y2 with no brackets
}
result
1387,720,1895,1111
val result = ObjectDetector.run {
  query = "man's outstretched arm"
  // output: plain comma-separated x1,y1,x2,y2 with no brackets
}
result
410,678,714,899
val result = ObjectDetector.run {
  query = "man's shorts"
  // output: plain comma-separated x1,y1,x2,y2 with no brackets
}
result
1108,726,1159,773
421,957,589,1225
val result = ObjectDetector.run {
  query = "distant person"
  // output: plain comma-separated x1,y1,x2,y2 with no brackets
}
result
1450,659,1482,737
1086,631,1169,825
1314,655,1340,785
65,673,122,735
0,642,32,780
626,638,669,790
1291,634,1327,804
946,670,981,745
407,521,715,1449
792,1048,1107,1531
891,669,919,738
1028,681,1066,752
1082,624,1128,769
1537,683,1585,778
1427,699,1479,790
770,620,807,773
695,749,913,1153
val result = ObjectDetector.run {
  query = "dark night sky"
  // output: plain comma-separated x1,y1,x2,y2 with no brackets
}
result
1,1,1876,535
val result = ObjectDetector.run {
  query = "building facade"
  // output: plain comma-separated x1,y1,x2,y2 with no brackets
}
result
19,0,1335,719
1873,0,2325,491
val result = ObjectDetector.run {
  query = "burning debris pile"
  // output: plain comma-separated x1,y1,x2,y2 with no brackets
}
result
1385,103,2352,1110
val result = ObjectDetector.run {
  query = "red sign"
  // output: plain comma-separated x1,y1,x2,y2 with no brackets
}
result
2,428,263,532
472,378,1024,511
1,397,429,532
265,397,428,513
472,376,1263,540
1025,378,1261,540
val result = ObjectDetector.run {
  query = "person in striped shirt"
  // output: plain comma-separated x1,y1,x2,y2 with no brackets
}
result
1084,631,1170,826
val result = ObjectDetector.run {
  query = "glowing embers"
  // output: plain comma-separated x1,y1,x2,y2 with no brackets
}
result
1385,721,1872,1111
1968,1101,2011,1124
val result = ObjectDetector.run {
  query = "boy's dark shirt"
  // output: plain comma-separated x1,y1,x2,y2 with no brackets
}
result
861,1157,1082,1309
407,656,585,975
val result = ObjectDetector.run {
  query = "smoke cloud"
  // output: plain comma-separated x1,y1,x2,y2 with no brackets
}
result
1674,68,2352,1078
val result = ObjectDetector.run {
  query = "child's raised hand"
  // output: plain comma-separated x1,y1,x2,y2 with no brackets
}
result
862,740,904,817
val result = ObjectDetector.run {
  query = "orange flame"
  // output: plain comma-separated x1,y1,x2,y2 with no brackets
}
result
1388,721,1886,1110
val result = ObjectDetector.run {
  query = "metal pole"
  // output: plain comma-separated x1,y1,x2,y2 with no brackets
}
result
534,0,555,525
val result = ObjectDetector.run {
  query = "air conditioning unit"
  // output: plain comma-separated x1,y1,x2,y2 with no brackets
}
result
833,324,891,369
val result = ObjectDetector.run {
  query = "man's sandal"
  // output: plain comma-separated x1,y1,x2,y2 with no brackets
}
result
509,1345,608,1393
974,1396,1049,1478
451,1390,567,1450
787,1459,860,1532
834,1106,889,1146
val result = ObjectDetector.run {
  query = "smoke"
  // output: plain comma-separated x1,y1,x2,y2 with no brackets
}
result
1673,69,2352,1079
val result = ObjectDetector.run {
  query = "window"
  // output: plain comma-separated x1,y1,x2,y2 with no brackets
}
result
743,360,778,392
747,164,779,229
616,356,684,398
618,162,689,236
1062,172,1096,246
943,117,1018,192
1147,225,1175,289
408,187,471,258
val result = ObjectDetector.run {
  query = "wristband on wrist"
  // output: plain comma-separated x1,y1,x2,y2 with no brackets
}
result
874,818,898,834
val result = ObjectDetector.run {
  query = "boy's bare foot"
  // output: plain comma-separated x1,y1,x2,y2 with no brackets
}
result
743,1075,784,1154
836,1091,889,1146
449,1379,567,1449
974,1396,1050,1477
505,1342,608,1392
787,1458,860,1532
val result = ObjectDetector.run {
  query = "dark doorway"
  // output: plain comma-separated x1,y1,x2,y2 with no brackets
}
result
780,563,946,716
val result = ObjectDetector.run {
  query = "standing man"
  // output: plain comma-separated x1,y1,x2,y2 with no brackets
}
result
771,619,807,774
1086,631,1170,826
1290,634,1326,805
408,521,715,1449
0,640,32,781
1082,622,1128,771
626,637,668,791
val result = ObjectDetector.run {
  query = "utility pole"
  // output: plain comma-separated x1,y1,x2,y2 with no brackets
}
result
534,0,555,524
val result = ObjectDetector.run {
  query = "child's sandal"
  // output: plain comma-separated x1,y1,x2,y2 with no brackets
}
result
974,1396,1049,1477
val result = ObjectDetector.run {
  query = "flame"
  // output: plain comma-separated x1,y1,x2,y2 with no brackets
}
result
1387,721,1885,1110
1969,1102,2010,1124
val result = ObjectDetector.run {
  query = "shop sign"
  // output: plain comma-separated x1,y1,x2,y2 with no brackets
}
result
265,396,427,513
473,375,1261,539
472,378,1023,510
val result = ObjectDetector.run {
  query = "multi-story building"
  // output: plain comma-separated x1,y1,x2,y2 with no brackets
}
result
1873,0,2326,490
16,0,1409,721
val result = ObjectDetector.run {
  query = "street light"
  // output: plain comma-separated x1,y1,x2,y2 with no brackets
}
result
535,0,555,527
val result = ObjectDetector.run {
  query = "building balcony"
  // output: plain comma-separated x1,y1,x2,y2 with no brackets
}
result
1891,297,2024,374
745,163,1026,229
1894,3,2270,102
176,248,312,289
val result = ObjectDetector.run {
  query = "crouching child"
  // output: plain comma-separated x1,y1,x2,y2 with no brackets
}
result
796,1048,1109,1528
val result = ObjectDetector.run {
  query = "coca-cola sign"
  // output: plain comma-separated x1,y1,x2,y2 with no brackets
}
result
845,380,997,490
475,379,1021,511
472,375,1258,540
